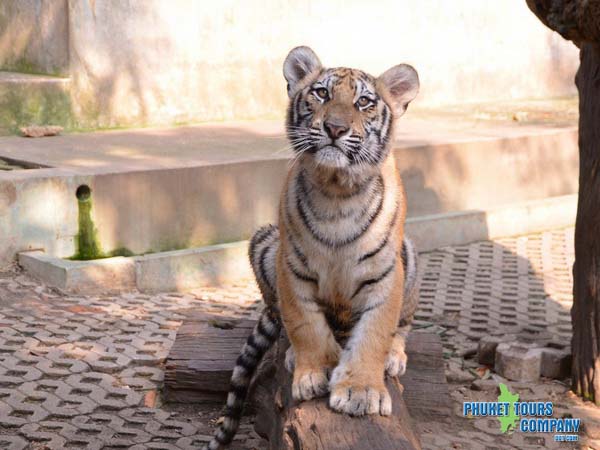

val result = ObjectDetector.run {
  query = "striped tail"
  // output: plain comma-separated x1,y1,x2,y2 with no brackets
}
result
248,224,279,306
204,306,281,450
398,236,420,328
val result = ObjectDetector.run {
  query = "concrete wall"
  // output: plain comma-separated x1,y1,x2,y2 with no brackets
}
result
66,0,579,128
0,0,69,75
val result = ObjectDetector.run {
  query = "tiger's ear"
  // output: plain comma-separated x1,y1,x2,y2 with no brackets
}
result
283,46,322,98
377,64,419,117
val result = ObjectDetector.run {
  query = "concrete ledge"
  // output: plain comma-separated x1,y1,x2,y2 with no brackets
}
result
407,194,577,252
19,251,136,294
19,194,577,294
135,242,253,293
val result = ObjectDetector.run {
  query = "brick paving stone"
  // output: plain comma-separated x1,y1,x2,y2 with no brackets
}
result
418,229,574,342
58,342,133,373
65,372,143,410
117,366,164,391
0,435,28,450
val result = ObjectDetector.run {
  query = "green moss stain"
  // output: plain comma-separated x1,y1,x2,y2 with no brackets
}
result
0,81,74,136
71,185,103,260
69,185,136,261
2,58,66,77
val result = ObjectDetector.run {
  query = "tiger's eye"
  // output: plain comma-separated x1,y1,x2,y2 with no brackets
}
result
315,88,328,99
357,96,371,107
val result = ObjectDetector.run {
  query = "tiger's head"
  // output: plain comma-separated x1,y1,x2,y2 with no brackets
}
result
283,46,419,174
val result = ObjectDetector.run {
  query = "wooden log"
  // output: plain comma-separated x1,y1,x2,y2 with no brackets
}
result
164,311,451,426
252,336,423,450
163,312,257,403
400,332,450,423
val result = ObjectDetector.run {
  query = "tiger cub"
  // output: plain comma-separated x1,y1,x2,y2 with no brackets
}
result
205,46,420,450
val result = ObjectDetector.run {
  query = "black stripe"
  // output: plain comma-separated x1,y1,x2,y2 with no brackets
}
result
223,403,243,417
287,234,310,270
382,113,392,147
235,353,257,371
359,235,389,262
379,106,389,146
247,333,268,352
293,91,302,127
358,202,399,262
264,305,281,327
216,429,233,445
249,225,276,262
229,381,248,398
257,316,278,341
351,260,396,299
244,343,259,356
295,176,385,248
361,300,386,314
286,258,318,284
258,245,275,292
350,300,386,323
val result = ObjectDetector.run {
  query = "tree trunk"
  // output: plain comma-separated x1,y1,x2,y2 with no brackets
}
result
571,42,600,404
525,0,600,404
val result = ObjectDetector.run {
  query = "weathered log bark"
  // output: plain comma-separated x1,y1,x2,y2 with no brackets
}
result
525,0,600,403
164,312,258,403
571,42,600,404
253,336,422,450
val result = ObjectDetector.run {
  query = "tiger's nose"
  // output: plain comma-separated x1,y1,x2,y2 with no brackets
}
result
324,121,349,140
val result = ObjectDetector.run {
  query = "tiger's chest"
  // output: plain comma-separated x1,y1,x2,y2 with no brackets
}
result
282,159,403,331
308,249,363,300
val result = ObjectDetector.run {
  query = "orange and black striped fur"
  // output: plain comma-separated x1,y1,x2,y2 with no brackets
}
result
205,46,420,450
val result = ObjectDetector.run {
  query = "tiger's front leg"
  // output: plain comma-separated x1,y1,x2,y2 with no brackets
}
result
329,261,404,416
277,252,341,401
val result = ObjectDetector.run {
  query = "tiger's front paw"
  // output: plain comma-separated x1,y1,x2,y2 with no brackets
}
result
329,383,392,416
385,348,407,377
292,368,330,401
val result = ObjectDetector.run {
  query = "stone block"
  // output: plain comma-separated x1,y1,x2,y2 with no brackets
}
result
495,342,543,382
540,347,571,379
477,335,516,366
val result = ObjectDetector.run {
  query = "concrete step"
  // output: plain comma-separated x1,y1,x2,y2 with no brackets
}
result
0,71,72,135
0,115,578,266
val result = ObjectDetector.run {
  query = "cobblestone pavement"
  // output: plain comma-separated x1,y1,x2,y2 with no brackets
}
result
0,227,597,449
0,271,264,450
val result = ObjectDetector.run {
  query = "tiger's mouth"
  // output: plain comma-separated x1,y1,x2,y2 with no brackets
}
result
313,145,349,169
